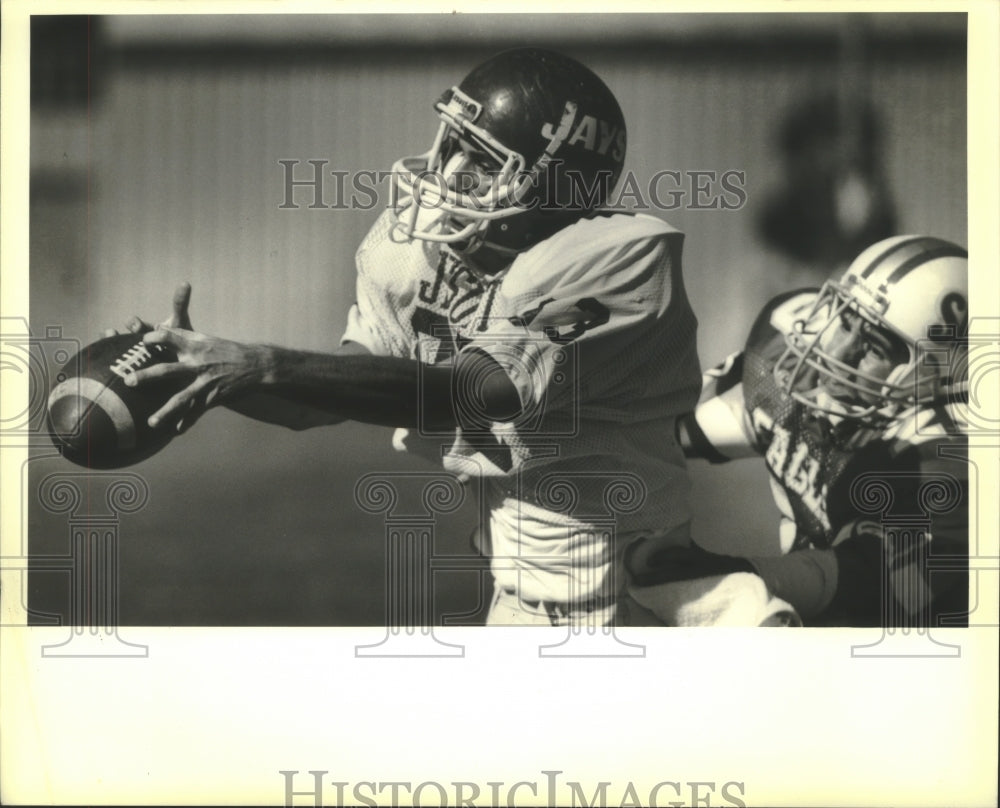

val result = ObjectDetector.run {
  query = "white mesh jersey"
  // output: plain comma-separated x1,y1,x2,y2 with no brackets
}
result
343,209,701,604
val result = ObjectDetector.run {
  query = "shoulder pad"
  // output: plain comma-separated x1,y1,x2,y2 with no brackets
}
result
578,211,682,239
502,213,682,299
355,209,399,256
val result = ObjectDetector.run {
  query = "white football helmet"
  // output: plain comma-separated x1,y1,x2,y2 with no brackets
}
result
775,235,969,424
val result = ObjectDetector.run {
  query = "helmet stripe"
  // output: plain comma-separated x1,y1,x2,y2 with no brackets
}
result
883,244,969,286
857,235,939,279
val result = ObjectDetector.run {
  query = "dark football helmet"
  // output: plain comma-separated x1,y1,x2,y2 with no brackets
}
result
392,48,627,256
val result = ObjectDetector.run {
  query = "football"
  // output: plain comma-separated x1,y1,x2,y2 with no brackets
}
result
47,332,185,468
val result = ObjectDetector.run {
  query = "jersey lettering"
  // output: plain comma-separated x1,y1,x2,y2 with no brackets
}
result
756,407,831,534
449,282,483,324
785,443,812,495
764,421,790,473
784,444,830,530
418,251,470,308
418,253,448,305
509,297,610,344
509,297,555,328
411,306,457,363
476,283,500,332
412,271,502,363
543,298,610,344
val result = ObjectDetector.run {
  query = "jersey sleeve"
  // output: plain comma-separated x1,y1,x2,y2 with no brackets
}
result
463,218,700,423
340,301,389,355
339,212,396,355
683,356,757,462
340,210,430,359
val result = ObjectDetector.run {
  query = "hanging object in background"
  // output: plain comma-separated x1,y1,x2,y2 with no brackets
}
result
759,16,896,274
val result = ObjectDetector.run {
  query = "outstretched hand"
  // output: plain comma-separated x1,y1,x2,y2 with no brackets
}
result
106,283,270,434
128,325,271,434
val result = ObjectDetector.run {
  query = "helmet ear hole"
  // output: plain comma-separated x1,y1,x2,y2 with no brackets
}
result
882,329,910,367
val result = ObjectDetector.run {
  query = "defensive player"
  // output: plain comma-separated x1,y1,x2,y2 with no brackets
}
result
120,49,702,626
626,235,970,627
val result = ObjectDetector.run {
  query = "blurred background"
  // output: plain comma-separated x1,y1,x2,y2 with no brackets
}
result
26,12,967,625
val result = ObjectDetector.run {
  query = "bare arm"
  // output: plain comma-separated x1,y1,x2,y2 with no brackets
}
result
127,322,521,434
222,339,371,431
109,283,386,432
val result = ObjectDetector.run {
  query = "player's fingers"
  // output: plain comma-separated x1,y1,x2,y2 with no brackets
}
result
204,386,225,407
123,362,187,387
127,316,154,334
150,377,210,429
103,315,151,339
143,327,185,350
169,282,193,330
148,384,197,429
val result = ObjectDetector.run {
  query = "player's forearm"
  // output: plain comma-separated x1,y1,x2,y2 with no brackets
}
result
138,328,519,432
626,537,841,623
260,347,457,430
747,550,840,621
222,338,372,430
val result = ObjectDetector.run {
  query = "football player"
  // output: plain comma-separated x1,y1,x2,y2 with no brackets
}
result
119,49,703,626
626,235,970,627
